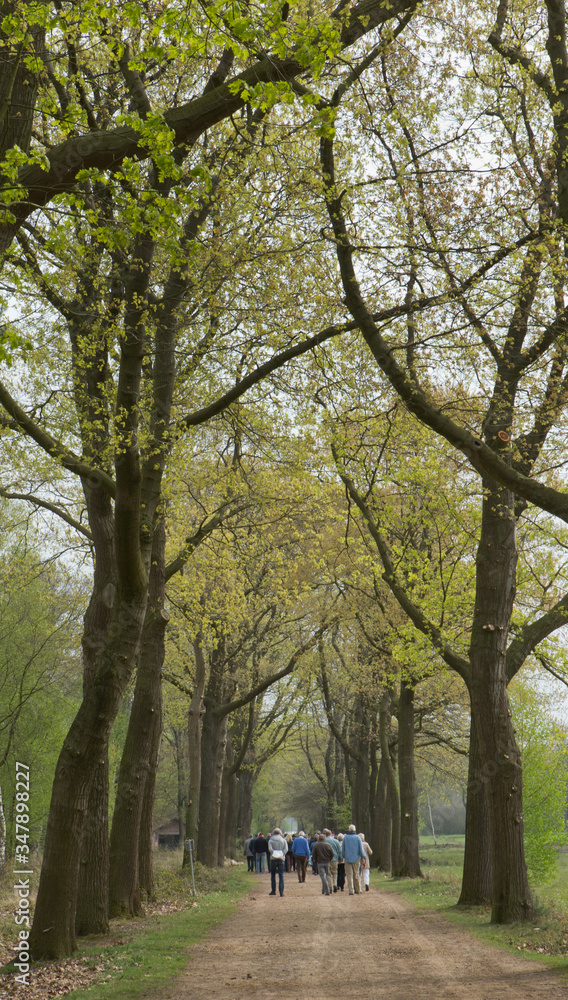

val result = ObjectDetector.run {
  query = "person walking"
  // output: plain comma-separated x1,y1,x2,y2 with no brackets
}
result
291,830,310,882
359,833,373,891
285,834,294,872
244,834,255,872
341,824,366,895
268,827,288,897
323,828,341,892
309,831,319,875
311,834,334,895
254,832,269,873
336,833,346,891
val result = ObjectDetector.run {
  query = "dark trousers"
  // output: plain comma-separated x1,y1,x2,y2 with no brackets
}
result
337,862,346,891
295,856,308,881
270,859,285,895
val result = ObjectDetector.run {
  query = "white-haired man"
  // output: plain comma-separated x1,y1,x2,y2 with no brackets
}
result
341,824,366,895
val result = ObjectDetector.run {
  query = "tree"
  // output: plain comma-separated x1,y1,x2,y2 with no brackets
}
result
296,1,568,921
0,0,421,958
163,454,339,867
0,0,418,258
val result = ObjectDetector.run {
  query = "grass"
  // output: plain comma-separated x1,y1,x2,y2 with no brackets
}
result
0,854,255,1000
374,836,568,978
65,866,253,1000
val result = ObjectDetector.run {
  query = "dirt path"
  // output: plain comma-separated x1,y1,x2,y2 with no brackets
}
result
154,872,568,1000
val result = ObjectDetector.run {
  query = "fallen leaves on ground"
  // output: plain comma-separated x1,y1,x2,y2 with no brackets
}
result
0,956,104,999
0,899,189,998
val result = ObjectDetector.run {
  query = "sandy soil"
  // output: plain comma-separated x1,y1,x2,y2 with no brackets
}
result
151,871,568,1000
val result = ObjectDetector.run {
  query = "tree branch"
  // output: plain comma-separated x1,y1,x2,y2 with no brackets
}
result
1,0,417,255
0,486,93,540
216,617,339,719
0,380,116,496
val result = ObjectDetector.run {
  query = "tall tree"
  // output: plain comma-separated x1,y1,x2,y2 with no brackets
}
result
0,0,421,956
296,1,568,921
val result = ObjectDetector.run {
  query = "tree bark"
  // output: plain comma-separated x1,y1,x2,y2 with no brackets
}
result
394,680,422,878
221,737,239,861
138,728,160,902
108,521,168,918
351,695,370,834
224,770,238,860
0,784,6,870
184,633,206,862
198,707,228,867
379,691,400,873
458,716,492,905
469,477,534,922
0,3,44,156
75,755,109,935
177,735,187,851
28,593,147,959
373,754,392,871
237,767,255,845
72,467,117,933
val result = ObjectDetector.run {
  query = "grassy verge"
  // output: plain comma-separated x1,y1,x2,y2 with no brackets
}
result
1,855,254,1000
66,865,253,1000
374,837,568,978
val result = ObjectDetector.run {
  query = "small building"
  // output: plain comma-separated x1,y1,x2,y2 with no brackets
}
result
153,818,180,850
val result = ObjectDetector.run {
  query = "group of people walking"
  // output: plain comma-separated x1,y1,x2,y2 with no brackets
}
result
243,825,372,897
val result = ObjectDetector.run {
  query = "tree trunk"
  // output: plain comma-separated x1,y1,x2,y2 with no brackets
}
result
394,680,422,878
351,696,370,833
237,767,255,844
109,521,168,918
458,715,492,905
0,784,6,870
138,730,160,902
469,476,534,923
225,770,238,860
73,480,116,933
29,594,147,960
184,633,206,863
0,4,44,155
334,730,346,810
198,708,228,867
177,738,187,850
220,739,238,861
379,691,400,873
374,754,392,871
218,751,230,864
368,736,379,855
75,754,109,935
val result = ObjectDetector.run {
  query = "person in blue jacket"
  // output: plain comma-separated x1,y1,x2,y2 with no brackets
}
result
341,824,366,894
291,830,310,883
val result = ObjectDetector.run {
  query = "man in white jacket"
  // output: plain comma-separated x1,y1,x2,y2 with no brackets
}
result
268,827,288,897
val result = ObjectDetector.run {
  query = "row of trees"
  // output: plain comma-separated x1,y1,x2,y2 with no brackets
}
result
1,0,568,958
